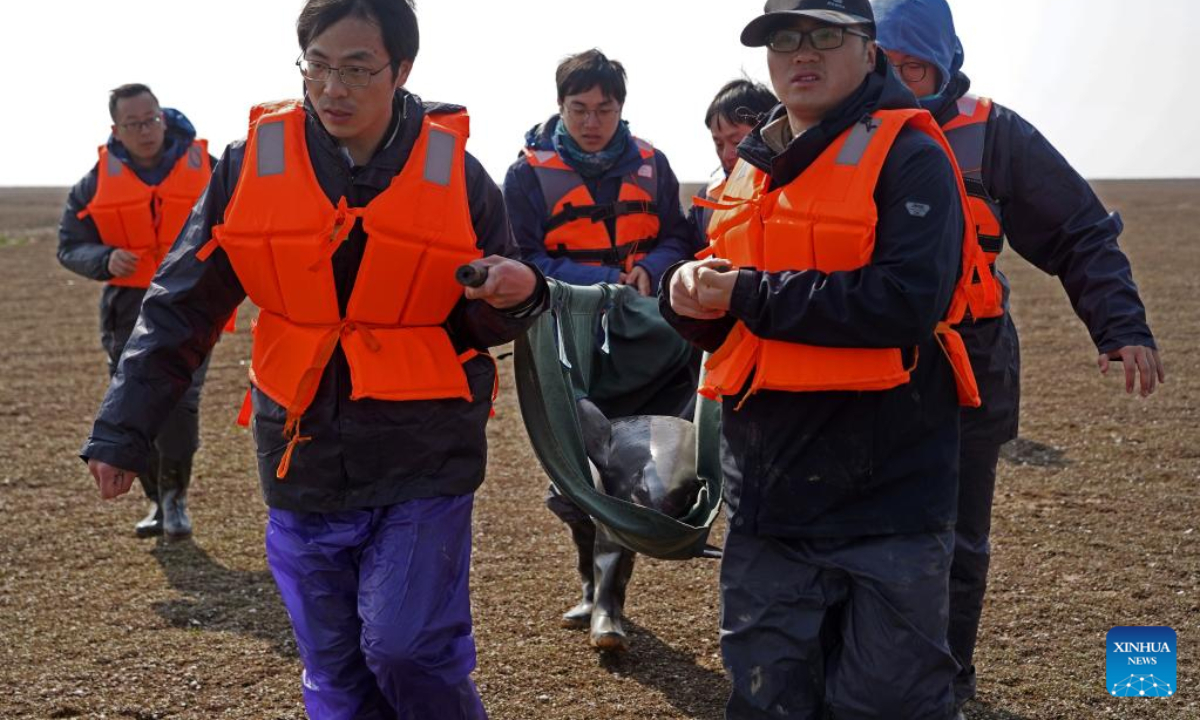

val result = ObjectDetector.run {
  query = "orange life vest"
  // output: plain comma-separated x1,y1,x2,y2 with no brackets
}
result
78,141,211,288
943,94,1004,320
699,109,988,408
197,100,482,477
695,167,727,242
525,137,660,272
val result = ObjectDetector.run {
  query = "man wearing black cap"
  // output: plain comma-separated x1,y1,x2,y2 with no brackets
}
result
662,1,975,717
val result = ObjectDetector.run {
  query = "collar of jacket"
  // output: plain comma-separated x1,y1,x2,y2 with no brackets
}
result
105,107,197,185
922,70,973,126
737,53,920,190
302,90,451,195
524,114,649,180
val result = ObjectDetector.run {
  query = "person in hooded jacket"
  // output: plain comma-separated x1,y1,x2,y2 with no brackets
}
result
503,49,699,653
689,78,778,246
80,1,546,717
873,0,1164,709
59,83,217,541
664,0,984,717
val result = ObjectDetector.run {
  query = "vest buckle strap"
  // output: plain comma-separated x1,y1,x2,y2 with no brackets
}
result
977,235,1004,255
543,200,660,233
196,225,226,262
546,236,661,265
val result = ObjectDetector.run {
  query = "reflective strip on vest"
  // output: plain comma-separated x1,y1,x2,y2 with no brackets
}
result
836,118,880,166
957,95,979,118
945,121,986,176
631,157,656,196
188,144,203,170
424,129,455,187
257,120,286,177
106,152,123,177
532,165,580,216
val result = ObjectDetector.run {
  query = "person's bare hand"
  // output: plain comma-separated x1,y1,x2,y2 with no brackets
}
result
669,258,732,320
695,263,738,312
462,256,537,309
107,249,140,278
88,459,137,500
1098,345,1165,397
621,265,652,296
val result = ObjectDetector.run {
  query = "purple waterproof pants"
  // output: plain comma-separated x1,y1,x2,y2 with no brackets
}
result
265,494,487,720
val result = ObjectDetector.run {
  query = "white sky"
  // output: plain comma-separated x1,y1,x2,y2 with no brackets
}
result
2,0,1197,187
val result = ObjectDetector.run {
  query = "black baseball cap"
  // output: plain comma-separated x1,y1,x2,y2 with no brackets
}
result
741,0,877,47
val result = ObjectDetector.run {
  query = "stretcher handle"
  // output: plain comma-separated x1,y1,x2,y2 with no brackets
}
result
455,263,489,288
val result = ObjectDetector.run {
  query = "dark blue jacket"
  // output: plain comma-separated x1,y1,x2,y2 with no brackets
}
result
662,56,965,538
81,92,547,513
928,72,1157,442
503,116,695,288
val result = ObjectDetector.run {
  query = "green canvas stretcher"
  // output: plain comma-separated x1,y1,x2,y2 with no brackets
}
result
513,281,723,560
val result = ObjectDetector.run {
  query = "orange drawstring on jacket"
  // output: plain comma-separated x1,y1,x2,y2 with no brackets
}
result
309,198,364,272
276,415,312,480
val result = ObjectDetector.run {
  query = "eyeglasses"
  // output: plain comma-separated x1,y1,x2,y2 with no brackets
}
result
563,105,620,124
890,61,929,83
118,115,163,133
766,26,871,53
297,57,390,88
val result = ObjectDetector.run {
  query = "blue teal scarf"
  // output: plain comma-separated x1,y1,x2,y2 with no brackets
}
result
553,118,631,179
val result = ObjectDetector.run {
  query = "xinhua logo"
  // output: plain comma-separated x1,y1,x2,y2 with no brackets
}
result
1107,626,1177,697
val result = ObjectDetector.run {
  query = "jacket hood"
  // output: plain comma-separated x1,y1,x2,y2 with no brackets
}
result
737,51,919,188
921,69,972,124
524,115,559,152
874,0,963,96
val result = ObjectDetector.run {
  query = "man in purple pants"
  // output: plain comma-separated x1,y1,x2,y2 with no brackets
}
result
81,0,546,717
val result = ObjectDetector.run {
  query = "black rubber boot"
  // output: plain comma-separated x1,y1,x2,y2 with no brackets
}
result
159,457,193,542
590,527,636,651
134,502,164,538
134,455,162,538
561,518,597,629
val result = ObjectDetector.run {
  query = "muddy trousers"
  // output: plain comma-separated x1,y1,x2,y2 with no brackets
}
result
265,495,487,720
719,528,959,720
948,439,1004,706
136,374,205,499
103,293,210,502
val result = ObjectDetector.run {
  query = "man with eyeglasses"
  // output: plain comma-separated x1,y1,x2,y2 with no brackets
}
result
80,0,546,716
59,83,216,541
874,0,1164,711
503,49,699,653
663,0,988,717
